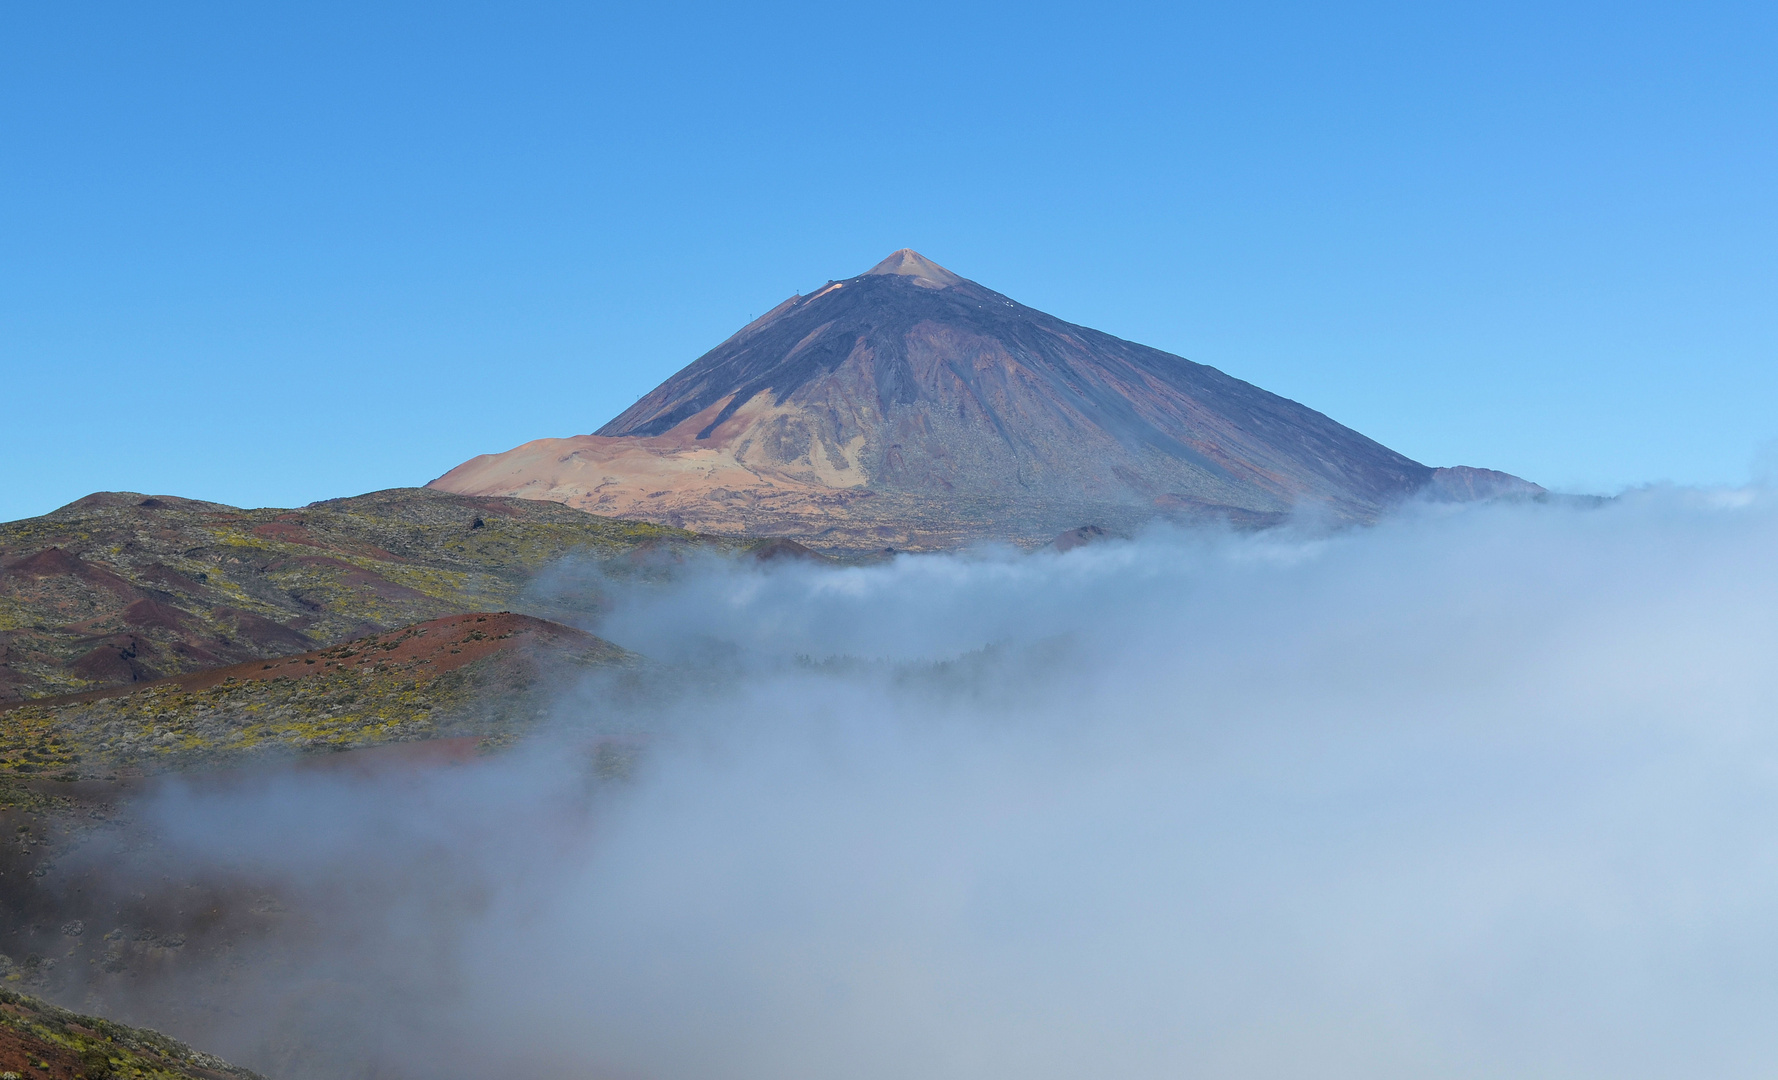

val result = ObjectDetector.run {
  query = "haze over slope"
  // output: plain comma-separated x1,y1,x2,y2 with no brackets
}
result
433,251,1533,548
34,488,1778,1080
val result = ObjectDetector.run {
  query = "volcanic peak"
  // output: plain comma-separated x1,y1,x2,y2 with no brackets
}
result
864,248,965,288
432,249,1542,548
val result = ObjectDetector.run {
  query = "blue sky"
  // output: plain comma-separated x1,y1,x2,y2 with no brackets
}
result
2,1,1773,520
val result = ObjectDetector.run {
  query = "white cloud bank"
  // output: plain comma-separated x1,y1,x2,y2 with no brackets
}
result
143,488,1778,1079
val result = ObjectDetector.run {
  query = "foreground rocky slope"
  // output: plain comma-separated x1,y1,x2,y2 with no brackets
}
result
434,250,1540,548
1,988,263,1080
0,485,791,1078
0,612,632,780
0,487,746,703
0,609,643,1079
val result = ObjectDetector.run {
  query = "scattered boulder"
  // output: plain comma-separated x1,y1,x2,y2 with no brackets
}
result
752,538,824,563
1051,525,1110,553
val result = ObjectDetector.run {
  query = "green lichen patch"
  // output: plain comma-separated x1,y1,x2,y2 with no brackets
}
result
2,614,632,778
0,986,263,1079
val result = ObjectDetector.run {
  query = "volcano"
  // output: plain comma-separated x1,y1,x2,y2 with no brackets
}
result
432,250,1534,548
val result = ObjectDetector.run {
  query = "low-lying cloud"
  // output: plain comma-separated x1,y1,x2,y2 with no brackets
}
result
125,489,1778,1079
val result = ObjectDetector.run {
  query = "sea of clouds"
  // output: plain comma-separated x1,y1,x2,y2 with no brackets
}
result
131,487,1778,1079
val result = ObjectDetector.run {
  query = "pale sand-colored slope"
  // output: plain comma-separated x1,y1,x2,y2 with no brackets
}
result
431,396,875,535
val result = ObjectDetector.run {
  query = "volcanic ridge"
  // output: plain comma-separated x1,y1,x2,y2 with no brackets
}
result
432,249,1538,548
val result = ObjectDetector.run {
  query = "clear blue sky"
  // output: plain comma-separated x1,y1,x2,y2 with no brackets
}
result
3,1,1774,521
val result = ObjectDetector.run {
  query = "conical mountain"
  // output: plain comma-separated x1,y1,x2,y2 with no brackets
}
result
431,251,1532,548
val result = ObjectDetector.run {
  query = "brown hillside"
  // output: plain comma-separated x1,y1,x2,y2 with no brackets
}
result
0,487,745,702
0,611,633,779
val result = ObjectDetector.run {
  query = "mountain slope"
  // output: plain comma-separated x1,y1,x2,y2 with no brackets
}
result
0,487,750,702
1,988,264,1080
0,611,632,779
434,250,1516,548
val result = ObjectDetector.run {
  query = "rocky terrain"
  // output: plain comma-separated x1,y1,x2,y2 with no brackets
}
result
1,987,263,1080
0,610,647,1079
432,249,1541,548
0,476,851,1076
0,487,759,703
0,612,633,781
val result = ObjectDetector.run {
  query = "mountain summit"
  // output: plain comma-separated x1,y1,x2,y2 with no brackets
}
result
432,251,1533,548
864,248,966,286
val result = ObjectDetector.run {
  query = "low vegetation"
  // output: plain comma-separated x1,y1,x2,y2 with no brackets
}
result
0,612,634,783
0,487,739,701
1,986,263,1080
